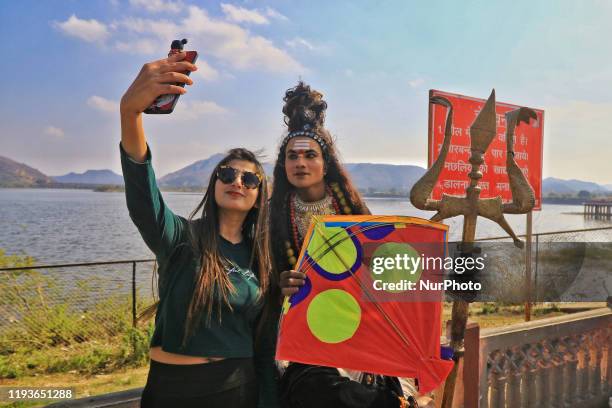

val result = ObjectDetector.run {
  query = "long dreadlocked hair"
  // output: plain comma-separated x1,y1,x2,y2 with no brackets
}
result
270,82,369,273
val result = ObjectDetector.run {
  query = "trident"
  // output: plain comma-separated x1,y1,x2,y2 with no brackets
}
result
409,90,536,407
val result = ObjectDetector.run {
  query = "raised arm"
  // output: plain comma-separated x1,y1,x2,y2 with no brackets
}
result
118,52,197,258
119,51,197,161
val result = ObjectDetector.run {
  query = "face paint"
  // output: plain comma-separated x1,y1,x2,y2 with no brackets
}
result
285,137,326,192
292,139,313,151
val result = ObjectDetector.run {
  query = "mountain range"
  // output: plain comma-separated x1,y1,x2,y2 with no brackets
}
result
1,153,611,196
0,156,53,187
53,169,124,185
541,177,610,194
156,156,425,192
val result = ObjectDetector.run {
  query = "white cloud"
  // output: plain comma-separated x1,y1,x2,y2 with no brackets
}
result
53,15,110,43
174,100,229,119
87,95,119,113
265,7,288,22
177,6,304,73
62,6,304,74
221,3,269,25
114,38,160,54
408,78,424,88
129,0,183,13
285,37,315,51
194,60,219,81
285,37,331,56
116,17,179,39
86,94,226,118
44,126,65,139
344,69,354,77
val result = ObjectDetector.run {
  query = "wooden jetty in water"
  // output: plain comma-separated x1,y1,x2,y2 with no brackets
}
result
583,200,612,218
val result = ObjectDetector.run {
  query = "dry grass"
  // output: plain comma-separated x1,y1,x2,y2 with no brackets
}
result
442,302,572,329
0,366,148,407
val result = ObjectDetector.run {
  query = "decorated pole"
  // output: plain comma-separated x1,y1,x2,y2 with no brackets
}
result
410,90,537,407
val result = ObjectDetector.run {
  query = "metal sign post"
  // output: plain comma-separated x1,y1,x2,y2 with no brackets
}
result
525,211,533,321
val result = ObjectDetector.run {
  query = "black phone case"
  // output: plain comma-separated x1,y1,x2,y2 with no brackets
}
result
144,51,198,114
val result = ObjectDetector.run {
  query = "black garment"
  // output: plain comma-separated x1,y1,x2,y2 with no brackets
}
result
140,358,258,408
279,363,403,408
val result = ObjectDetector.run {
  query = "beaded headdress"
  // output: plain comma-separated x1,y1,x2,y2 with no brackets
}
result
280,123,329,155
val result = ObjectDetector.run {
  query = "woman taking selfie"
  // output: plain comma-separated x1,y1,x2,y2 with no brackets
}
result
119,51,278,408
270,82,408,408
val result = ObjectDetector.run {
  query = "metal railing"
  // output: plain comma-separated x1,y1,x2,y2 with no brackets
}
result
0,259,155,329
1,226,610,347
474,226,612,305
0,258,157,369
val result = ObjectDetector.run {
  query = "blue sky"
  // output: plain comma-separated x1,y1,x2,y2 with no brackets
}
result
1,0,611,184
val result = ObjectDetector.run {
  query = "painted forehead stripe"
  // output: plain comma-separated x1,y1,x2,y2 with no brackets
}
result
281,123,329,156
291,140,314,150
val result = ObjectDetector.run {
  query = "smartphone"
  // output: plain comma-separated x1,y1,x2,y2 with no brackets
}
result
144,49,198,114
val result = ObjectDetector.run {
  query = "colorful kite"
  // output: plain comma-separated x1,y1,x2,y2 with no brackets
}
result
276,215,454,393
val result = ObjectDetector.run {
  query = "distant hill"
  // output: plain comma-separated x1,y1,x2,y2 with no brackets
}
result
152,155,612,195
53,169,123,185
2,152,611,196
157,154,425,192
542,177,610,195
158,153,226,188
0,156,53,187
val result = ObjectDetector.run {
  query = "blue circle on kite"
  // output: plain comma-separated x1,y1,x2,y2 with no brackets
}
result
361,223,395,240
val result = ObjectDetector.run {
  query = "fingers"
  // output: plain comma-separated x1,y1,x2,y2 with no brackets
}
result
280,270,306,281
159,60,198,74
281,287,300,297
167,51,187,62
282,278,305,288
279,270,305,297
156,84,187,95
279,270,305,292
156,72,193,85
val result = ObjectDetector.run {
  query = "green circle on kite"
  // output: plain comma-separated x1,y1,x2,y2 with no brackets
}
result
306,289,361,343
309,227,357,274
370,243,421,293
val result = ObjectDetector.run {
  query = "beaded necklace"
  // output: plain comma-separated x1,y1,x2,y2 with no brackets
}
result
285,182,352,268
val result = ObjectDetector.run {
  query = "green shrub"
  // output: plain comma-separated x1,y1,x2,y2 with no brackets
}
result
0,249,154,379
478,302,499,315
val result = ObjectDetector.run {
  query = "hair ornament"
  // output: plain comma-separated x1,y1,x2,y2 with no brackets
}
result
282,124,329,154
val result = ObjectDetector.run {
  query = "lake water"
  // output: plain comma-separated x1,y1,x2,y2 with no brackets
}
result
1,188,611,264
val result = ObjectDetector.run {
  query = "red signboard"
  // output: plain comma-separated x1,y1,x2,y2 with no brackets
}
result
428,89,544,210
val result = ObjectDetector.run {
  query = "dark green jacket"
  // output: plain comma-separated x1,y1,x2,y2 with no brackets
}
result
120,143,278,407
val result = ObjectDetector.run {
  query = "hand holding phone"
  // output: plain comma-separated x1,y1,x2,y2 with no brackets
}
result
144,39,198,114
120,41,197,116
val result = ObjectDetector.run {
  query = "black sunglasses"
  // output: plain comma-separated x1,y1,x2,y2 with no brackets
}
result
216,166,262,189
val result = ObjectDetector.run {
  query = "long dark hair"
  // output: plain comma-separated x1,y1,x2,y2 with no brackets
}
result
270,82,368,273
184,148,275,345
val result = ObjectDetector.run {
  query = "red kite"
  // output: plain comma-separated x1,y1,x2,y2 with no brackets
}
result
276,215,454,393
